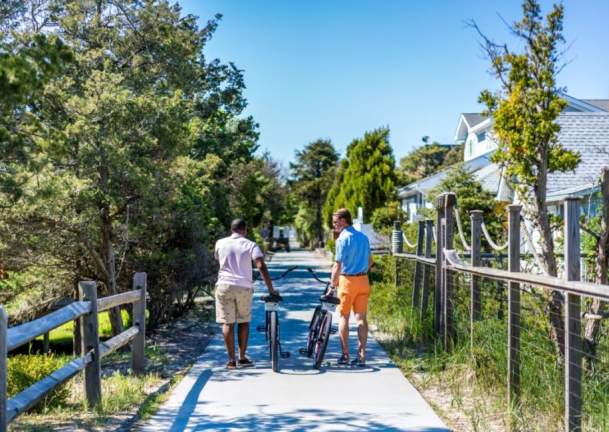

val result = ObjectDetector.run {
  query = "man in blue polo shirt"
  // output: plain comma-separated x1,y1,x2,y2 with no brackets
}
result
330,208,373,367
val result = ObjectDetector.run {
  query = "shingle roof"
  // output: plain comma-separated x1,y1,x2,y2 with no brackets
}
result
581,99,609,111
462,113,488,128
547,113,609,195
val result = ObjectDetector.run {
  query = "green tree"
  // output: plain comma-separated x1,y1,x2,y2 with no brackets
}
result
0,1,265,333
396,139,463,187
324,127,396,225
290,139,339,248
473,0,579,355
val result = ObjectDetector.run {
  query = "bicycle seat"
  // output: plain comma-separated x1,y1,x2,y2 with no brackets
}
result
320,295,340,305
262,293,282,302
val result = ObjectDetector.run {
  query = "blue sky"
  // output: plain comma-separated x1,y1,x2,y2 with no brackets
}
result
178,0,609,165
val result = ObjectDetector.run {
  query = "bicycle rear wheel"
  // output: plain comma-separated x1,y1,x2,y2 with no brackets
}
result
270,311,279,372
306,306,322,357
313,313,332,370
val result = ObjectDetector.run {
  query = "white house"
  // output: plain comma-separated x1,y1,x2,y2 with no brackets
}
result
398,95,609,222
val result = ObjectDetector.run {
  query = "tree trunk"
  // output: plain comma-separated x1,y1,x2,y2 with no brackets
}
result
584,169,609,361
531,153,564,358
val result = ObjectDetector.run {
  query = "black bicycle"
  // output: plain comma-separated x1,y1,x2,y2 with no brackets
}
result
257,293,290,372
254,266,297,372
301,267,340,369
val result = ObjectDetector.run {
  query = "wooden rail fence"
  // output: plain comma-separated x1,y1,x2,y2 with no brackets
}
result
0,272,147,431
392,193,609,432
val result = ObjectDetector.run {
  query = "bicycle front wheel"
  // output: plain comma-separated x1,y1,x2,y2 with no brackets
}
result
313,312,332,370
306,306,322,357
270,311,279,372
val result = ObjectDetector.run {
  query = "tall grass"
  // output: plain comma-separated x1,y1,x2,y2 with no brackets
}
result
369,256,609,431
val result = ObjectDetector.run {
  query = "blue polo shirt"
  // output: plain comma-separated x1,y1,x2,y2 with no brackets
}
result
335,226,371,275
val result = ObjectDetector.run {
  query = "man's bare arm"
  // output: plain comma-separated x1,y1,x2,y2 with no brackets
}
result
255,258,277,295
368,254,374,271
331,261,341,288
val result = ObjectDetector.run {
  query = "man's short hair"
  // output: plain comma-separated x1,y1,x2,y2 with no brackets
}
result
231,218,247,232
333,208,353,225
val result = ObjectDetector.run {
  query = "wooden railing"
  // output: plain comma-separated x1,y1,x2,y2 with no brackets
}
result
392,193,609,432
0,272,147,431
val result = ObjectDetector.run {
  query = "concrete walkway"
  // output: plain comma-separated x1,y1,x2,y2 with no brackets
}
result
141,250,449,432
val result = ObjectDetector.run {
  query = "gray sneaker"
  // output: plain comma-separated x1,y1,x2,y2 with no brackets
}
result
350,357,366,367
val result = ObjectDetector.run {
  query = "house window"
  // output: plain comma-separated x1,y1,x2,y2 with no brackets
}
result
476,131,486,142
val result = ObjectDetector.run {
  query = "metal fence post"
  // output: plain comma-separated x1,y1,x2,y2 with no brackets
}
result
434,195,445,336
0,307,7,432
132,272,147,375
420,219,433,320
79,281,101,408
443,193,456,350
412,220,425,309
470,210,483,352
564,197,582,432
507,204,522,410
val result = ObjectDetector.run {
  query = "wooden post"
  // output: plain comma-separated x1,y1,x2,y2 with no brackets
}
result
79,281,101,408
43,332,50,355
420,219,433,320
470,210,483,352
507,204,522,410
564,197,582,432
0,307,7,432
412,220,425,309
132,272,147,375
434,195,445,336
443,193,456,350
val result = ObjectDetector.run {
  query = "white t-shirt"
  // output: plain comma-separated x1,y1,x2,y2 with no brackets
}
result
214,233,264,288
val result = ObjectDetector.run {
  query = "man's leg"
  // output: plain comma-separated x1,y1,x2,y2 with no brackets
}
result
339,314,350,358
222,323,236,361
237,322,249,360
354,312,368,360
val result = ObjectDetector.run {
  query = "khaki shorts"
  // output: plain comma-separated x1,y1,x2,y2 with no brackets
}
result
215,284,253,324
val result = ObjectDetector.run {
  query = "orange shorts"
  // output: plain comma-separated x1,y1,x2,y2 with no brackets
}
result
337,275,370,317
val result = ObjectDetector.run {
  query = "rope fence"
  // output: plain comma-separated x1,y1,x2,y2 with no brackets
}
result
390,192,609,432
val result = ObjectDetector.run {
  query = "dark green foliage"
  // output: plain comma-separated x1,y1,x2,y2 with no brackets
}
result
371,201,405,235
0,1,282,328
396,142,463,187
324,127,396,226
289,139,339,248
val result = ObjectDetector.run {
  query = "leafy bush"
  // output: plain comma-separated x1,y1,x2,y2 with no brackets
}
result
7,354,72,412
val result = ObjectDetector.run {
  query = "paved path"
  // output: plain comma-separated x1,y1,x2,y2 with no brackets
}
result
141,250,449,432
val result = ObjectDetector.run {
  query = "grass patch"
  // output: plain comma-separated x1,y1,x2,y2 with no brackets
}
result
369,255,609,431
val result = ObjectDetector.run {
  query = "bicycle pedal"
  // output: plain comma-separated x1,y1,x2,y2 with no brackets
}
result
298,348,308,355
281,352,291,359
256,325,266,332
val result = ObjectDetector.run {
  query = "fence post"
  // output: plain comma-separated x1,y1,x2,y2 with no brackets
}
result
443,193,456,350
412,220,425,309
0,307,7,432
564,197,582,432
132,272,147,375
470,210,483,352
392,221,403,288
434,195,445,336
79,281,101,408
507,204,522,411
420,219,433,320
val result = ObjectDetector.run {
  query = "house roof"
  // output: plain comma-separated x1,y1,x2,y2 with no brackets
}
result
581,99,609,111
397,153,495,198
462,113,488,128
546,112,609,200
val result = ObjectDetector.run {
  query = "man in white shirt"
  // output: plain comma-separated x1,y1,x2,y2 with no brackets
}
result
214,218,277,369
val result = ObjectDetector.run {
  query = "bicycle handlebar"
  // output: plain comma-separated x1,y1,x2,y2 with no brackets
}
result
254,265,298,281
306,267,332,287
